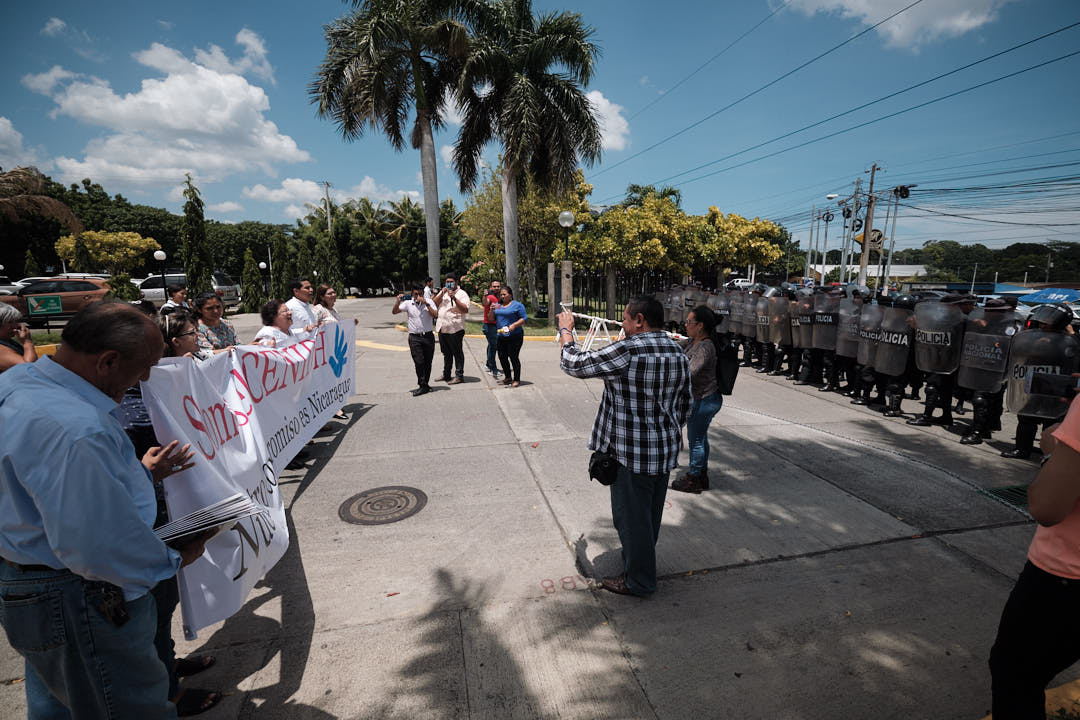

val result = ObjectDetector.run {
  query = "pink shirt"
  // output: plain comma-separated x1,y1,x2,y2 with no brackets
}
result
1028,395,1080,578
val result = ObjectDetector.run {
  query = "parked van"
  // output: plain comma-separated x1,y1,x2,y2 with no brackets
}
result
135,272,240,309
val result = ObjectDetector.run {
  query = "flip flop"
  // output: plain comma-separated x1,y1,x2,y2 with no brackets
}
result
175,688,222,717
175,655,216,678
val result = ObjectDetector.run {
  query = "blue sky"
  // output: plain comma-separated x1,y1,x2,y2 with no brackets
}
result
2,0,1078,254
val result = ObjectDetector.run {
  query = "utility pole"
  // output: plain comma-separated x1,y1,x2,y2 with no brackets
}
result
1046,251,1052,284
857,163,879,287
970,262,978,294
322,181,333,236
804,204,816,281
840,178,861,283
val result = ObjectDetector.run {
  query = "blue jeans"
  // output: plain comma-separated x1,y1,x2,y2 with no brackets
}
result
609,463,670,595
0,563,176,719
482,323,498,372
687,391,723,474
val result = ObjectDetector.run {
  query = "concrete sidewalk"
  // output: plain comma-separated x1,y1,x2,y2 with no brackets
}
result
1,297,1068,719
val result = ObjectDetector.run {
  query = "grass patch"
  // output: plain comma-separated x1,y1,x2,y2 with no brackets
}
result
30,331,64,346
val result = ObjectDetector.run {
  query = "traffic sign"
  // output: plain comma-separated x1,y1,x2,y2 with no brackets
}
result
27,295,62,316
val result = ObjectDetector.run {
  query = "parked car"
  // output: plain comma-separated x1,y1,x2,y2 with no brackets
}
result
134,272,240,309
0,277,111,325
0,276,17,295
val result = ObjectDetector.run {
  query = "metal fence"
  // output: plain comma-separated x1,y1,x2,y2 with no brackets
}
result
568,270,675,319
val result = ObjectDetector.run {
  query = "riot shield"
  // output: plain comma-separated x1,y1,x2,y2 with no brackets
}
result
1005,329,1080,419
729,293,745,338
742,293,758,338
913,301,966,375
789,298,803,349
755,297,770,343
684,287,707,325
857,303,884,368
769,296,792,346
874,305,914,377
957,309,1019,392
796,292,814,347
811,294,840,350
835,298,861,358
709,292,731,335
662,286,684,325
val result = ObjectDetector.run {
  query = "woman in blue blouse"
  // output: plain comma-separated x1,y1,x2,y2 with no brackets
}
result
493,286,527,387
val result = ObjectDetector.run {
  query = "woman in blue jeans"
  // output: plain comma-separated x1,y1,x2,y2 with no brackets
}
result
672,305,723,494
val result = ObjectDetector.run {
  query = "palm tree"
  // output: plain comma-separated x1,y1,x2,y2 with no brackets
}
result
453,0,602,294
0,166,82,233
620,184,681,209
310,0,467,285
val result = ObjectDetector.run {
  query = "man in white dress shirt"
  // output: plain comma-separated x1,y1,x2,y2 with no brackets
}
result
285,278,320,339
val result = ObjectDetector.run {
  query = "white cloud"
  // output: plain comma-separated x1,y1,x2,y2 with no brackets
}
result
31,36,307,187
39,17,105,62
166,184,186,202
0,117,48,170
790,0,1013,49
587,91,630,152
21,66,78,95
439,145,454,169
442,90,464,127
244,176,420,218
208,201,243,213
193,28,275,84
639,75,650,87
157,20,174,31
41,18,67,37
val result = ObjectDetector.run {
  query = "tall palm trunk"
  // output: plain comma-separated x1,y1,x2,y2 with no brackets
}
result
500,165,520,293
417,118,441,281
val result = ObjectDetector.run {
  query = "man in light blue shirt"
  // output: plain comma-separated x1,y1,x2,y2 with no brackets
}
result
0,301,207,719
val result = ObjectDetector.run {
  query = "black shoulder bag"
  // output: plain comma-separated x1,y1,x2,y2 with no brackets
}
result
588,449,619,486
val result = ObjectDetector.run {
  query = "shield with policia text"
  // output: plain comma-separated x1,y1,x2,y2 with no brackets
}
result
957,308,1019,393
913,300,966,376
811,293,840,351
874,304,914,377
857,302,884,368
1005,329,1080,419
741,291,758,338
709,291,731,334
796,291,814,347
835,298,862,358
755,297,770,343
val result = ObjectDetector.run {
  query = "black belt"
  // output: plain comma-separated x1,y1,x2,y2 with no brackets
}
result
409,331,434,336
2,557,61,572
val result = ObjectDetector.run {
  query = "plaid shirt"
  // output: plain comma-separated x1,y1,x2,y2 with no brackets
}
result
561,331,692,475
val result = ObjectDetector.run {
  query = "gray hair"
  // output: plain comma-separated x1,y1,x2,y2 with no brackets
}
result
61,300,157,357
0,304,22,326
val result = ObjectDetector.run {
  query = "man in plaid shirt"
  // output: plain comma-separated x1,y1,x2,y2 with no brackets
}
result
558,296,692,596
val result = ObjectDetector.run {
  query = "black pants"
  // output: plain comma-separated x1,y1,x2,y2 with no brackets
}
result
498,334,524,382
990,561,1080,718
408,332,435,388
438,329,466,379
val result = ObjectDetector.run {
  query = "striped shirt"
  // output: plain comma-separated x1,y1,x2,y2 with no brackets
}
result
560,331,692,475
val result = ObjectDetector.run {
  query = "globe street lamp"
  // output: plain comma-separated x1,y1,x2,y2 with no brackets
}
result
558,210,575,255
153,250,167,295
258,261,268,295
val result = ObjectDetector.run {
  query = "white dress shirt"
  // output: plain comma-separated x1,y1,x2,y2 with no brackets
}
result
286,296,318,337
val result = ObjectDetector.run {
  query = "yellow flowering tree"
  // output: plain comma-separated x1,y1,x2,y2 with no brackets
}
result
572,195,705,275
701,208,783,277
56,230,160,300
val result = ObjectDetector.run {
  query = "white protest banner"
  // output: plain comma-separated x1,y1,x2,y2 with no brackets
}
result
142,322,356,638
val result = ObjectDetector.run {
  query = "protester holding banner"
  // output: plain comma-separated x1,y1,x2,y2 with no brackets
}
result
0,303,36,372
286,278,321,339
254,299,301,349
161,310,213,361
193,293,238,354
0,300,207,719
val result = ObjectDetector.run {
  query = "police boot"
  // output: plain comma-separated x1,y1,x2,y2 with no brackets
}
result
869,374,887,406
787,352,803,380
740,340,754,367
907,381,922,402
851,368,874,405
757,344,773,373
820,353,840,392
1001,418,1037,459
768,347,787,375
794,350,814,384
907,380,939,426
882,381,905,417
960,393,990,445
953,398,966,415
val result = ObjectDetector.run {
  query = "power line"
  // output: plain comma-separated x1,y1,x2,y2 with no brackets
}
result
628,0,794,120
592,0,928,179
642,22,1080,190
898,201,1080,227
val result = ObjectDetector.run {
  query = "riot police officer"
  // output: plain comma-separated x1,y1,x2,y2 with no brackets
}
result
851,293,885,405
908,294,969,427
875,293,916,417
812,287,843,391
909,295,967,426
957,298,1021,445
1001,303,1079,459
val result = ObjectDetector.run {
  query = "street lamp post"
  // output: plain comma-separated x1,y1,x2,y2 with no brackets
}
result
557,210,575,314
820,194,838,283
153,250,167,295
258,261,268,295
558,210,575,255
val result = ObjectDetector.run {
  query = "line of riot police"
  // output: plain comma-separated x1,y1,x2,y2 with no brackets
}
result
657,283,1079,459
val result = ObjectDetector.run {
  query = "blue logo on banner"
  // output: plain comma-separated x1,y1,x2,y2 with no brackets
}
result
328,326,349,378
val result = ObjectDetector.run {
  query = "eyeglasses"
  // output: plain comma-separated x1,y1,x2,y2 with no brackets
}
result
176,330,197,338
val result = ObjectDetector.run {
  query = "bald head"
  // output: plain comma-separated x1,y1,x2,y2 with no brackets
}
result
56,301,164,402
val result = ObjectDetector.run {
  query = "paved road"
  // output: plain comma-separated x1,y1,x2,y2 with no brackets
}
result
0,298,1065,719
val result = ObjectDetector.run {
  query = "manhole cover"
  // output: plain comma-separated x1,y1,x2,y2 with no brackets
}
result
339,486,428,525
980,485,1028,509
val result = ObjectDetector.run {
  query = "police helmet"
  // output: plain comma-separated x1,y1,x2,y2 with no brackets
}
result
1029,303,1073,332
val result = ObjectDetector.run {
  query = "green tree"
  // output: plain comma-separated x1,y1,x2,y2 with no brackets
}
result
384,196,428,284
181,174,213,296
23,248,41,277
0,167,83,235
439,198,473,277
454,0,602,293
311,0,467,286
295,235,316,281
72,236,94,272
314,232,345,295
240,247,267,313
271,232,293,300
